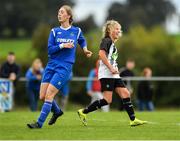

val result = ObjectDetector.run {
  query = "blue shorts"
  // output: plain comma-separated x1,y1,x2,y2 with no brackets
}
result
42,61,72,90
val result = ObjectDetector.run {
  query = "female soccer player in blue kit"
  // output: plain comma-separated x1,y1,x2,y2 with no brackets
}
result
27,5,92,129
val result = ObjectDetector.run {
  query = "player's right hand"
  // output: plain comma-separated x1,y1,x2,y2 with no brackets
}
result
63,42,74,48
110,67,119,74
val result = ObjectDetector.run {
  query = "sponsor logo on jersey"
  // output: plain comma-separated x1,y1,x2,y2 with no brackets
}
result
57,38,74,43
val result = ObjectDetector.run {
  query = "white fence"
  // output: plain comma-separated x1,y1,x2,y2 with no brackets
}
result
19,76,180,82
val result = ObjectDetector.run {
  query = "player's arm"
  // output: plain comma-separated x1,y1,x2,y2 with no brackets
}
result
48,29,62,55
99,38,119,74
77,28,92,58
48,29,74,55
99,50,119,74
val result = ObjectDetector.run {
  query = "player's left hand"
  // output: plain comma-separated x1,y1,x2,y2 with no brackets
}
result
85,50,92,58
83,47,93,57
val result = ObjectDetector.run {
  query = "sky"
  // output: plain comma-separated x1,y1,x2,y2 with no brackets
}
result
73,0,126,26
73,0,180,34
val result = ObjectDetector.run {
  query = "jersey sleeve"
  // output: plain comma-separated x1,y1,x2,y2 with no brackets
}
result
77,28,87,49
99,38,112,53
48,29,61,55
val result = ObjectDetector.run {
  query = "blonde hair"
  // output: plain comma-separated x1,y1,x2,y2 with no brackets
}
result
102,20,120,38
61,5,73,24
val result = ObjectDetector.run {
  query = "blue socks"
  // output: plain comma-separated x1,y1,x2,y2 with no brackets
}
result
37,101,52,127
51,100,63,114
37,100,63,128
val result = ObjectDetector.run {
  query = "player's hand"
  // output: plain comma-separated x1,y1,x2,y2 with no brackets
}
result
83,47,92,57
63,43,74,48
110,67,119,74
84,50,93,58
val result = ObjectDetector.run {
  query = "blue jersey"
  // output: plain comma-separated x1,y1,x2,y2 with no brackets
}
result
48,26,87,64
42,26,86,90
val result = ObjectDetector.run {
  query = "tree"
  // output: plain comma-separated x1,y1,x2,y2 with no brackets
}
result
74,15,98,33
0,0,74,38
117,25,180,106
31,24,51,64
106,0,176,32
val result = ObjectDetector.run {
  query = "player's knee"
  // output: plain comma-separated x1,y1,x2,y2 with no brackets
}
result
122,89,130,98
45,88,56,101
45,93,54,101
107,99,112,104
125,90,130,98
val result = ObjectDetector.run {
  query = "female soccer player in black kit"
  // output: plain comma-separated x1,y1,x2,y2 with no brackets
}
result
78,20,147,126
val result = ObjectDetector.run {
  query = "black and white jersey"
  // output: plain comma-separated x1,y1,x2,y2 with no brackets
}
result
98,37,120,79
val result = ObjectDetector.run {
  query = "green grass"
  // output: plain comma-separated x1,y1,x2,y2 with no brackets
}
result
0,39,36,63
0,110,180,140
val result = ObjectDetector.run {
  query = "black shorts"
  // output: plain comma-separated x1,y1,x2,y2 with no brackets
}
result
100,78,126,92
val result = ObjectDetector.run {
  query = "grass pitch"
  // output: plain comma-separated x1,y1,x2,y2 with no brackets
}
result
0,110,180,140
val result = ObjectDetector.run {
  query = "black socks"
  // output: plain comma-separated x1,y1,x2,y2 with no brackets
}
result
83,99,108,114
122,98,135,121
82,97,135,121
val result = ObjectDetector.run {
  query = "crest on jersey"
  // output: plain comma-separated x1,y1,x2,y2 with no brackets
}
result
70,32,74,36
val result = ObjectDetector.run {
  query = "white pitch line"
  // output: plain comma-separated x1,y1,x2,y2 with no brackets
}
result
147,122,180,126
89,119,107,122
77,118,159,124
147,121,160,125
75,118,179,126
89,119,127,122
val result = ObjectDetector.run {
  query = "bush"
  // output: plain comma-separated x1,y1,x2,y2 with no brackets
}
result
32,23,51,64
